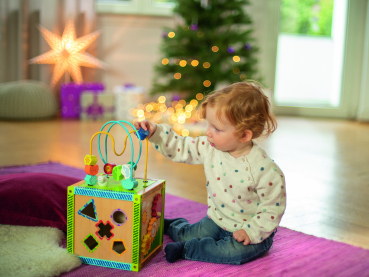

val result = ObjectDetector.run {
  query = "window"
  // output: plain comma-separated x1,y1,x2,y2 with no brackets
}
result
274,0,346,108
269,0,367,118
96,0,176,16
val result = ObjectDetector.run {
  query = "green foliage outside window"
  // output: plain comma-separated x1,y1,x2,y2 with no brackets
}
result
280,0,334,36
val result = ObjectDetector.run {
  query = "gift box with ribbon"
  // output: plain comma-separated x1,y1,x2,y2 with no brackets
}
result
61,83,104,119
114,83,145,121
80,91,115,121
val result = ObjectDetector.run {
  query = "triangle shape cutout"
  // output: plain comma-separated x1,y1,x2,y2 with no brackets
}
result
78,199,98,222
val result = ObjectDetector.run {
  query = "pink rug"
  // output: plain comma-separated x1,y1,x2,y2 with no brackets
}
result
2,162,369,276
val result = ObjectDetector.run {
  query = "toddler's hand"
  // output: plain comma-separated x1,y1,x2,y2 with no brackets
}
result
233,229,251,246
133,120,157,139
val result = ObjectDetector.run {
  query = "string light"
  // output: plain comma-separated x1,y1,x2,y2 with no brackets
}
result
203,80,211,87
196,93,204,100
182,129,190,137
168,32,175,38
191,60,199,67
146,104,153,112
132,94,207,136
203,62,210,68
185,105,193,112
212,46,219,52
178,116,186,124
174,73,181,79
233,68,240,74
158,96,166,103
167,107,174,114
171,114,178,122
240,74,247,80
137,110,144,117
162,58,169,65
233,56,240,62
175,103,183,110
190,99,198,107
179,60,187,67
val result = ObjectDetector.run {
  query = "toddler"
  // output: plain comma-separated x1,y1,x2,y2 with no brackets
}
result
134,82,286,265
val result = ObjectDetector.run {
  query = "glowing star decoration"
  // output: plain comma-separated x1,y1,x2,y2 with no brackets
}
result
29,19,107,86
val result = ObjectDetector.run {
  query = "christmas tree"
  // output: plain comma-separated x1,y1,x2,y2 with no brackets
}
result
151,0,260,101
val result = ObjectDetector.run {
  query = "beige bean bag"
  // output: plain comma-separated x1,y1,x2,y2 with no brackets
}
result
0,80,58,120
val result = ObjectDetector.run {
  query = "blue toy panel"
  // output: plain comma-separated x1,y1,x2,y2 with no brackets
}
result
79,256,132,271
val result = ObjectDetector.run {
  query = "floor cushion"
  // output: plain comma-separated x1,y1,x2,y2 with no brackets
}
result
0,80,58,120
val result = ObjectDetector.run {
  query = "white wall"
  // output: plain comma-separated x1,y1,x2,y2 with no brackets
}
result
97,14,175,93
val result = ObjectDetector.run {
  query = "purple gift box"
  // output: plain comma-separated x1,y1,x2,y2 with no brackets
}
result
60,82,105,119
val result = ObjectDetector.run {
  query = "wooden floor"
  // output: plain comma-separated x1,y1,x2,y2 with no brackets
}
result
1,116,369,249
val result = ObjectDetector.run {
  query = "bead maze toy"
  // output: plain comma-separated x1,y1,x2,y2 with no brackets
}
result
67,120,165,272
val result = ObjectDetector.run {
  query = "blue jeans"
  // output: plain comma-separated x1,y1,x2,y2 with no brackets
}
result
167,216,275,265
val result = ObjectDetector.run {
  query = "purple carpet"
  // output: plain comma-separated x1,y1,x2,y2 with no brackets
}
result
1,162,369,277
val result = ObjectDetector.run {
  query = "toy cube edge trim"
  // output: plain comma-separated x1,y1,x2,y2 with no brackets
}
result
160,181,166,247
74,187,135,201
132,195,141,271
67,185,75,253
79,256,131,271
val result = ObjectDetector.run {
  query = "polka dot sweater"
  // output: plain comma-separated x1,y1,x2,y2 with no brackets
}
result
149,124,286,244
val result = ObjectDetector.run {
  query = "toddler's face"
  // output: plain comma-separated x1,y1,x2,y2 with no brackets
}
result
205,105,241,153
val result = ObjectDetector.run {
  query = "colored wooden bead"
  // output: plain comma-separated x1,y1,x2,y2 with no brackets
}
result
112,165,123,181
104,163,116,174
85,174,97,186
121,164,135,179
85,164,99,176
121,178,138,190
84,155,97,166
127,161,137,171
97,175,108,187
135,128,150,140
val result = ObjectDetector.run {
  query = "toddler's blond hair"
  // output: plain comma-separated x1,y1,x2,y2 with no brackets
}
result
198,81,277,139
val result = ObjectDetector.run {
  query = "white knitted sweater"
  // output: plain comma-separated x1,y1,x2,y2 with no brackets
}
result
149,124,286,244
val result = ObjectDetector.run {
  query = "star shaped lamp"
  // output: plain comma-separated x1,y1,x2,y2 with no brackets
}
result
29,19,107,86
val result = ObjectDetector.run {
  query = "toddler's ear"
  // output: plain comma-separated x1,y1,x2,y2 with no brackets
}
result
239,130,253,143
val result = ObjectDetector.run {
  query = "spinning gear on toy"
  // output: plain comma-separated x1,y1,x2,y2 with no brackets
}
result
148,217,158,240
152,194,163,219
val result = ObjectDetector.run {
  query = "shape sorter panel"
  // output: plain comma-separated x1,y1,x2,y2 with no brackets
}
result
74,194,134,264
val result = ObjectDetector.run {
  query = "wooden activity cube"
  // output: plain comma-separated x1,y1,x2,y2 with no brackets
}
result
67,175,165,272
